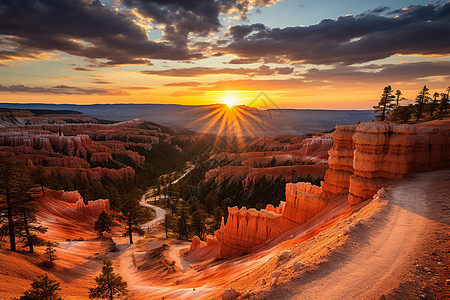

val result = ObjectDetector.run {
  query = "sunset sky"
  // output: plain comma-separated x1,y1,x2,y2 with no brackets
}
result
0,0,449,109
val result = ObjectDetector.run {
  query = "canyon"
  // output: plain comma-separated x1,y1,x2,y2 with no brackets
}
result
191,121,450,259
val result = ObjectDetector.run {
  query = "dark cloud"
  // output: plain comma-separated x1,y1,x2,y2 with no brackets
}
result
0,0,201,65
92,81,114,84
302,61,450,83
140,65,293,77
222,3,450,65
73,67,94,72
229,23,266,41
0,83,128,95
120,0,277,48
227,57,261,64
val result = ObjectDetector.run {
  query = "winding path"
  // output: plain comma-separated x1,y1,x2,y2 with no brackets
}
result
286,169,449,299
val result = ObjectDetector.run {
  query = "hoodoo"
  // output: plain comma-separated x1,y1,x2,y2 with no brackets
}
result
191,121,450,258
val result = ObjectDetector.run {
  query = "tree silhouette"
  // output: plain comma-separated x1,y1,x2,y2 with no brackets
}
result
389,105,413,123
415,85,431,120
439,92,448,118
374,85,395,121
120,189,146,244
14,174,47,252
429,92,440,118
191,209,207,239
43,241,58,269
31,166,48,196
177,208,189,240
20,274,62,300
0,154,19,251
395,90,403,108
212,207,223,231
89,260,128,300
94,211,113,235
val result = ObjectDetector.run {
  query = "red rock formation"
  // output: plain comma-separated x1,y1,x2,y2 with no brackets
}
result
191,121,450,259
322,125,356,198
61,190,84,203
204,165,327,188
215,206,297,258
76,198,110,217
282,182,328,224
60,190,110,217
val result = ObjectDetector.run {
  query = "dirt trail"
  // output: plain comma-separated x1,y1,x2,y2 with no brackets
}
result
285,169,449,299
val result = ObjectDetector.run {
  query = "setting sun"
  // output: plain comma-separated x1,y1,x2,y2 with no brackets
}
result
222,96,239,108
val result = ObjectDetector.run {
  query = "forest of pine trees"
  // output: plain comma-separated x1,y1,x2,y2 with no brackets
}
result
374,85,449,122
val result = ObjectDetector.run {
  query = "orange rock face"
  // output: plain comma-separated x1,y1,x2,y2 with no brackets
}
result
190,121,450,259
60,190,110,217
215,206,297,258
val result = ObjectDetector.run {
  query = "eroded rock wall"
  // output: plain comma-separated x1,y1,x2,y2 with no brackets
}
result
215,206,297,258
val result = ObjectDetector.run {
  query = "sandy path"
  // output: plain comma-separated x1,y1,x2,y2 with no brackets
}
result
167,244,191,272
287,169,449,299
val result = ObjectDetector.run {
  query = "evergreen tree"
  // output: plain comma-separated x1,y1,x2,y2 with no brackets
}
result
395,89,403,108
94,211,113,235
14,174,47,252
31,166,47,196
439,92,448,117
20,274,62,300
89,260,128,300
415,85,431,120
212,207,223,231
204,194,217,214
374,85,395,121
191,209,207,239
177,208,188,240
0,154,19,251
43,241,58,269
120,189,147,244
429,92,440,118
164,214,172,238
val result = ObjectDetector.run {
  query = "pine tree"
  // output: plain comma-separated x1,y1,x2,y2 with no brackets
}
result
89,260,128,300
415,85,431,120
439,91,448,117
177,208,189,240
0,154,19,251
390,105,413,123
20,274,62,300
395,90,403,108
31,166,47,196
429,92,440,118
191,209,207,239
43,241,58,269
212,207,223,231
14,174,47,252
164,214,172,238
94,211,113,235
374,85,395,121
120,189,147,244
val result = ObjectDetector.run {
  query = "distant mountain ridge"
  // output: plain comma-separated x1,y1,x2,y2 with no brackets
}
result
0,103,373,136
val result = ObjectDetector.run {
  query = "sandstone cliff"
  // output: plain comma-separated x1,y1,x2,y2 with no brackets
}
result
190,121,450,259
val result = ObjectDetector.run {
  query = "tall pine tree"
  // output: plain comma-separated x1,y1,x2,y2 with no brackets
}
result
374,85,395,121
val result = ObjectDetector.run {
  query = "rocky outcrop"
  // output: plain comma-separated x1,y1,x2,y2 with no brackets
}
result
61,190,84,203
282,182,328,224
204,165,327,187
191,121,450,259
60,190,110,216
322,125,356,198
347,123,449,205
76,198,110,217
215,206,297,258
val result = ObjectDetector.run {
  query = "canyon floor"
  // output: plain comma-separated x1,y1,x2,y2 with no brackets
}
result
0,169,448,299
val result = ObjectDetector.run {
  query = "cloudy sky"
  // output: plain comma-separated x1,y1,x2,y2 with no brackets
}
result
0,0,449,109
